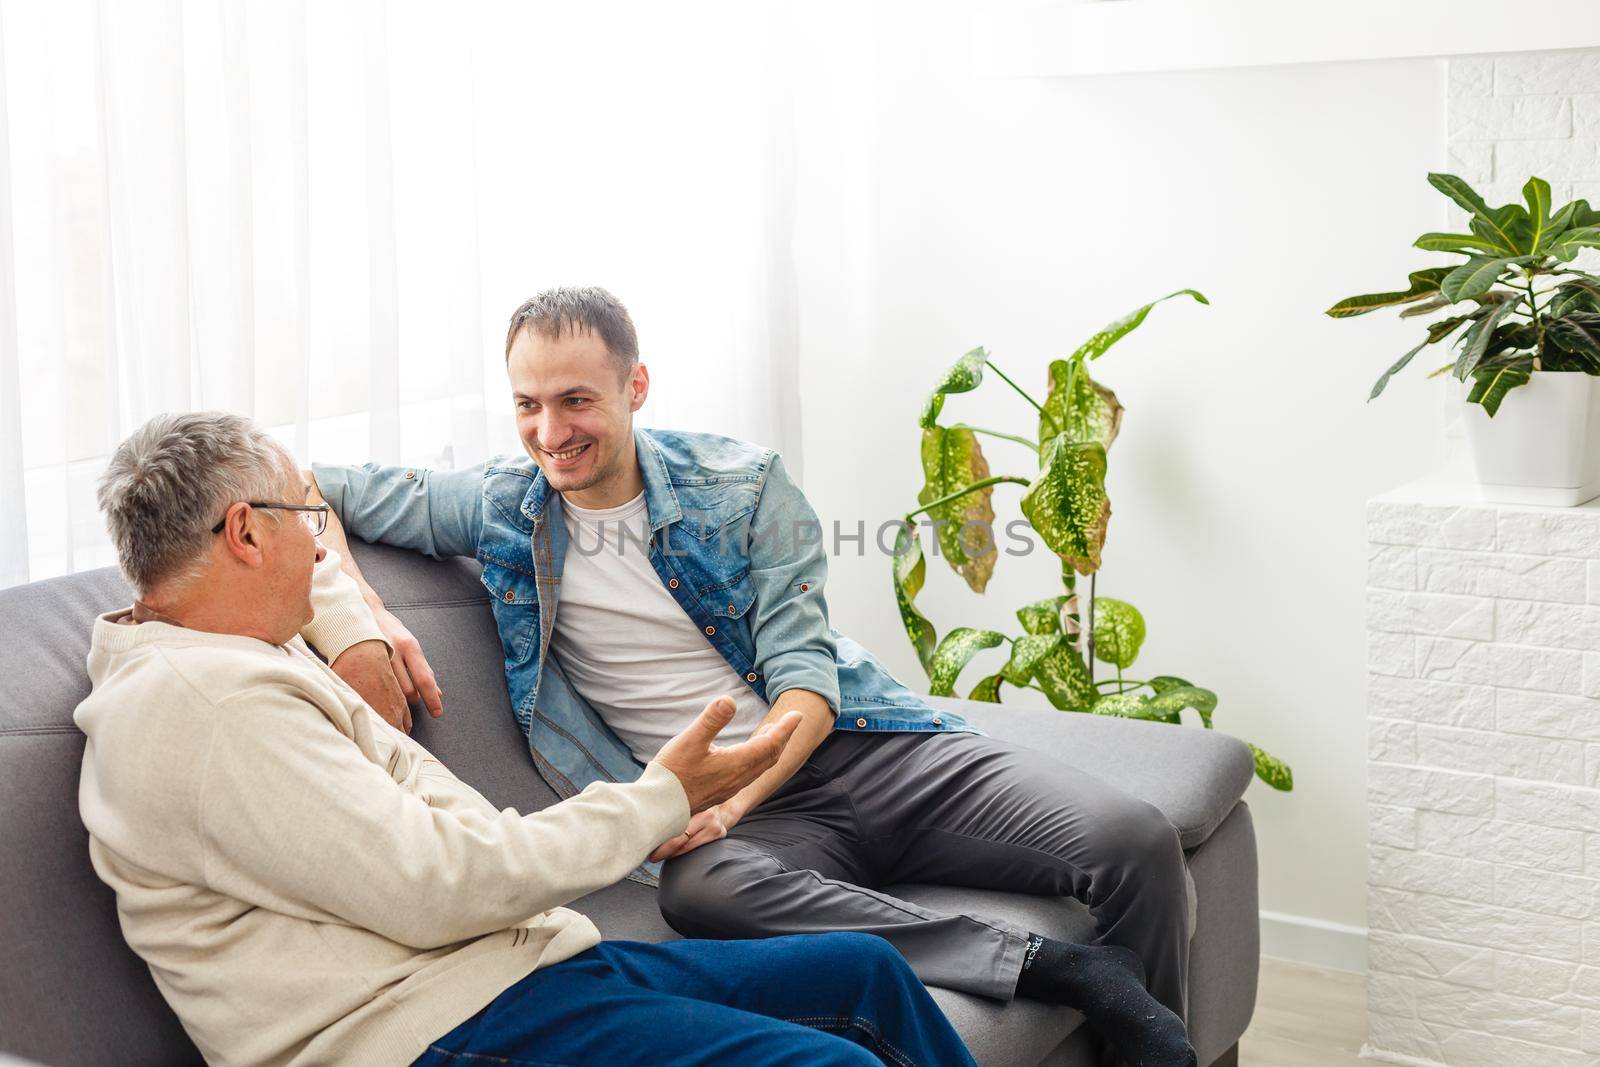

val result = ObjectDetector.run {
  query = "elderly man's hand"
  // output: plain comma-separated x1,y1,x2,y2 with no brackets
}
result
332,639,414,733
650,696,801,813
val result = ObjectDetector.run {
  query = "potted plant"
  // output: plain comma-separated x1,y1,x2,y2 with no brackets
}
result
1328,173,1600,506
893,292,1293,791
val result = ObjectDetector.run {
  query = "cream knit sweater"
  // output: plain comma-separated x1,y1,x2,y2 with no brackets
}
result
74,554,691,1067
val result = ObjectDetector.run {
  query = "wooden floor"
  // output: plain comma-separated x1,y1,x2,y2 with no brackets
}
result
1238,957,1368,1066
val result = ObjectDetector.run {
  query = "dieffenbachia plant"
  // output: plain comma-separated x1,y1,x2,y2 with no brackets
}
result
893,292,1294,791
1328,173,1600,415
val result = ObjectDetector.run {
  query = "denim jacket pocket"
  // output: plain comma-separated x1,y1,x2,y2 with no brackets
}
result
697,566,756,621
479,564,538,665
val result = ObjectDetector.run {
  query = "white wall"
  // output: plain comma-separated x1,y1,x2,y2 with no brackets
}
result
789,1,1451,959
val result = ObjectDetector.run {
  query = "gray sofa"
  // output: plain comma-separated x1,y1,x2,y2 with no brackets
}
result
0,540,1260,1066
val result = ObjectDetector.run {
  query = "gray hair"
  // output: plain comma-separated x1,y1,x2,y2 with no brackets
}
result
96,412,296,595
504,286,639,378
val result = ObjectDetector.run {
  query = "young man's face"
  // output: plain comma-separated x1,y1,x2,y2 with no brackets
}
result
506,326,648,499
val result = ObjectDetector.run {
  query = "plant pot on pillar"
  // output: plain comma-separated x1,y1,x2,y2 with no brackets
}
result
1459,369,1600,505
1329,172,1600,508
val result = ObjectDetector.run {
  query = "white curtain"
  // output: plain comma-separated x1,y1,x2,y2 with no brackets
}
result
0,0,805,587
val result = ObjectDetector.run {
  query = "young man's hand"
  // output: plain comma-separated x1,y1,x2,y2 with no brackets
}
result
647,803,738,862
372,606,444,720
651,696,801,815
331,639,415,733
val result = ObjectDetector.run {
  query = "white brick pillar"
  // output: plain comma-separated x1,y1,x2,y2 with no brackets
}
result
1366,481,1600,1066
1448,49,1600,209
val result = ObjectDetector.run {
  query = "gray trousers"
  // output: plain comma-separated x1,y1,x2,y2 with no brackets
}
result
658,729,1191,1019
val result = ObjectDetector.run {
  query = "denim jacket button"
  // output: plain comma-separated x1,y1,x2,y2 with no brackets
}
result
932,718,943,726
799,583,809,592
704,625,716,636
855,717,867,728
727,604,736,615
668,578,679,589
404,470,416,480
746,672,757,682
503,590,515,603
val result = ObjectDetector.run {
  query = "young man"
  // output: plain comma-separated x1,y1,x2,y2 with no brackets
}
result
313,287,1197,1067
76,412,974,1067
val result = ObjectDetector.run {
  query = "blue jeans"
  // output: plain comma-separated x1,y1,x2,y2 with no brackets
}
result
412,932,975,1066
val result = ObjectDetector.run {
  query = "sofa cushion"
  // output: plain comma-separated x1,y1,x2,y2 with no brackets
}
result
0,568,202,1067
930,697,1256,850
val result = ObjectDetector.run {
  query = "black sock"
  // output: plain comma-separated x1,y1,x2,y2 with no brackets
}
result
1014,935,1195,1067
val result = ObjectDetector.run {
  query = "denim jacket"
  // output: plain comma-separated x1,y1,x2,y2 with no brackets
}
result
313,429,968,883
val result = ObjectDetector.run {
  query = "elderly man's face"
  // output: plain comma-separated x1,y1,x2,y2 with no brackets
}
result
260,469,326,635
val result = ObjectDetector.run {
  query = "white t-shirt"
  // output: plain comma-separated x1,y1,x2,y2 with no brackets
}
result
551,491,771,763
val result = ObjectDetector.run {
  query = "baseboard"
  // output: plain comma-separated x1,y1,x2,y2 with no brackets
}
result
1359,1044,1447,1066
1259,910,1368,974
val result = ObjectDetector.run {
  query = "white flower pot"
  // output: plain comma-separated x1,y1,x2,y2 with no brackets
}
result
1459,370,1600,506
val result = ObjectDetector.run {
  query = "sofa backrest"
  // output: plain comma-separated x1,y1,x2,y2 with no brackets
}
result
0,542,554,1067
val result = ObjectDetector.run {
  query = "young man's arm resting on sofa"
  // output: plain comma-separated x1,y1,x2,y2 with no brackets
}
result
298,545,419,732
304,462,489,729
304,477,437,731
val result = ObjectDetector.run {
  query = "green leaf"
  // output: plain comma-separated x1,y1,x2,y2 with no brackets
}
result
1546,226,1600,263
1398,295,1452,318
1144,685,1218,728
1145,675,1193,694
1368,340,1429,402
917,426,998,593
969,673,1004,703
1017,595,1071,636
1546,312,1600,373
1466,354,1534,417
1068,289,1208,363
1413,232,1512,255
1441,256,1520,303
1428,313,1479,344
1249,744,1294,791
1453,300,1522,381
1326,268,1452,318
926,627,1006,697
1091,597,1146,670
1561,203,1600,231
1034,641,1097,711
1429,173,1529,254
1021,438,1110,576
1550,198,1600,237
1038,358,1124,459
1368,314,1476,400
1428,171,1495,221
1524,177,1554,253
1549,199,1579,235
1549,281,1600,318
890,523,938,671
1001,633,1063,686
1090,692,1178,724
920,347,989,429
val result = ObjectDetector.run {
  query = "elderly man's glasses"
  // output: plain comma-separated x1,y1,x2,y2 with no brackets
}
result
211,503,330,537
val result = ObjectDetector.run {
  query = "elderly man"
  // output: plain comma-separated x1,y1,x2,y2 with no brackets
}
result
75,412,974,1067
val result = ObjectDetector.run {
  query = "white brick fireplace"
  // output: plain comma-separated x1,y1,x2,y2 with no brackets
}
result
1365,480,1600,1065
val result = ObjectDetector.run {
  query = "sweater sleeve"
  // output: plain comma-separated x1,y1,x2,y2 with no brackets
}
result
300,549,387,663
197,685,690,949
